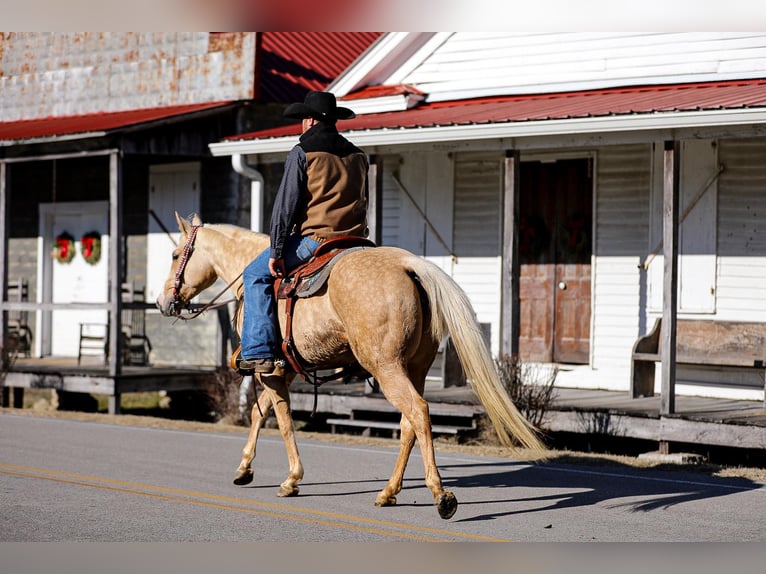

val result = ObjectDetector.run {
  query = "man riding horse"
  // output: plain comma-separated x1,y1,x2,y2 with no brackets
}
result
234,90,369,376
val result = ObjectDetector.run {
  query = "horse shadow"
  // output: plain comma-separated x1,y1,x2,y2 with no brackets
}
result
422,456,762,523
238,454,761,523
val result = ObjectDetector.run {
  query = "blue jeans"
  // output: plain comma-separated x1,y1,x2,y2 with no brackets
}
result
240,234,320,360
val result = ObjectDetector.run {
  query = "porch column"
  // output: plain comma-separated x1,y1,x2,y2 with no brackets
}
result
367,155,383,245
108,151,123,414
0,161,7,368
501,150,521,357
661,141,680,416
365,155,382,394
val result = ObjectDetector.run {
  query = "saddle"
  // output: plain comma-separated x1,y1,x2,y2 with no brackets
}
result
274,235,376,385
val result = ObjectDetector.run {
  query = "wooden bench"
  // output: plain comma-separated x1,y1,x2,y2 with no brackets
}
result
631,318,766,405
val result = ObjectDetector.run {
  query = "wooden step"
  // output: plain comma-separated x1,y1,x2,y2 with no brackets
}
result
326,417,475,438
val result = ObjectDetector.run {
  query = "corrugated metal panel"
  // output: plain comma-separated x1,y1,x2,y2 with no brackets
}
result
453,152,502,257
404,32,766,99
380,156,403,247
259,33,381,103
229,79,766,142
715,138,766,321
0,32,255,122
592,145,650,371
595,145,651,256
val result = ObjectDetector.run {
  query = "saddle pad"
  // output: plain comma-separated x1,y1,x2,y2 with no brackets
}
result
295,246,371,298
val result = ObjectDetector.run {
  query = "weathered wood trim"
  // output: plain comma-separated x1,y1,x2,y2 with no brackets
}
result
367,155,383,245
500,150,520,356
0,161,7,370
662,141,680,415
108,151,123,377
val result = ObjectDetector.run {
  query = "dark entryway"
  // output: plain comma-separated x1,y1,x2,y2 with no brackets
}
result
518,158,593,363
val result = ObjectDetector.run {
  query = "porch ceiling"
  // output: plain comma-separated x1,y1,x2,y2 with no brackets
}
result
0,102,235,147
210,79,766,156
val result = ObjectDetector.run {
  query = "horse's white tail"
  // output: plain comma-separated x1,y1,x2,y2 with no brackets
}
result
409,257,546,454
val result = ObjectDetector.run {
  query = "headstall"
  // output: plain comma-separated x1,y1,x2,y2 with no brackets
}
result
168,225,200,316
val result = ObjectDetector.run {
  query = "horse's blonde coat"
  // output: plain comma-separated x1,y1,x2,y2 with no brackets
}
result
158,214,545,519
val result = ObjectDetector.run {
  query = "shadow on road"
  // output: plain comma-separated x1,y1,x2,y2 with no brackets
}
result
428,457,762,522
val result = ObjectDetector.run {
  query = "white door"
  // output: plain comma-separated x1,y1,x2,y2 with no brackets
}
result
38,202,109,357
648,140,718,313
146,163,200,302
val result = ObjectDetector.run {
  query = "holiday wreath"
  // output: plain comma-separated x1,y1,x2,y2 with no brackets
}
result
80,231,102,265
51,231,76,264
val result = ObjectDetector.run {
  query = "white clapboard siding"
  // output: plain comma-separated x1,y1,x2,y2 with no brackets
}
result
401,32,766,100
591,145,651,374
452,152,504,353
714,138,766,321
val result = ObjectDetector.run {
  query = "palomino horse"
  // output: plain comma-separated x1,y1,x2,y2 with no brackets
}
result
156,213,545,520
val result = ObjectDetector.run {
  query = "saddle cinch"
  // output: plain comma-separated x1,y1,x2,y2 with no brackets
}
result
235,235,376,387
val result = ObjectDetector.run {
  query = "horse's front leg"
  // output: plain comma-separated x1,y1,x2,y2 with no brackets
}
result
233,385,274,486
258,371,303,497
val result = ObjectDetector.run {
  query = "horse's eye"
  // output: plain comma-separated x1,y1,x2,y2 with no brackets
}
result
172,252,180,261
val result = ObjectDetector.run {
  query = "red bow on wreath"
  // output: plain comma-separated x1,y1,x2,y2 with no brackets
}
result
80,231,102,265
57,237,72,257
51,232,76,264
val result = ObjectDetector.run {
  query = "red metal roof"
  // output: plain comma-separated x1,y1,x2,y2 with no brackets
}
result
259,32,382,103
227,79,766,142
0,102,234,143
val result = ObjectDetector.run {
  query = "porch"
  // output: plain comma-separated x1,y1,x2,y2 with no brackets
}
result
1,357,217,415
285,379,766,452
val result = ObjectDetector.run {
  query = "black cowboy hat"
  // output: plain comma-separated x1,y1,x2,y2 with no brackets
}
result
284,91,356,122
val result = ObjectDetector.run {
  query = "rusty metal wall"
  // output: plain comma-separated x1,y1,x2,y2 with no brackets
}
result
0,32,256,122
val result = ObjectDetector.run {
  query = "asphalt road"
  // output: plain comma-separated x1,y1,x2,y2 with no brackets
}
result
2,412,766,543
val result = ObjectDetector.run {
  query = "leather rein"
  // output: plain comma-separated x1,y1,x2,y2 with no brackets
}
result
169,225,239,321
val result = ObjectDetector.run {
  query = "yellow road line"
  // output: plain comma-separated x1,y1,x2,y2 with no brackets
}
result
0,463,510,542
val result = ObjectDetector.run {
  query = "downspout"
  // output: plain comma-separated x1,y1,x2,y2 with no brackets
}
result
231,154,264,232
230,153,263,419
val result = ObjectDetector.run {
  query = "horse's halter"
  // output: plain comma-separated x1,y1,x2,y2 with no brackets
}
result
168,224,200,316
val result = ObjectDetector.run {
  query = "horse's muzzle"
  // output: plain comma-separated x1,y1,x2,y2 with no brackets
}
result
156,294,181,317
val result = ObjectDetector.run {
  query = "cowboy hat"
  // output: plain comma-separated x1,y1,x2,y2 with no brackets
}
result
284,91,356,121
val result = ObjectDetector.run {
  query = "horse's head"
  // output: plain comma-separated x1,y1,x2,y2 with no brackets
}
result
156,212,218,317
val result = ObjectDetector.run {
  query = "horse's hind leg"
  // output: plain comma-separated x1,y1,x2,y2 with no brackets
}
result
375,413,416,507
233,388,274,486
375,371,458,520
258,371,304,497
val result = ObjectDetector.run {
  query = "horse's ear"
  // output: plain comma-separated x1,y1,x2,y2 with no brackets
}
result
191,213,203,227
175,211,190,235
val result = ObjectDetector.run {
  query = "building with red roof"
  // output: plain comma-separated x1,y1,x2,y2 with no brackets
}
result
210,32,766,422
0,32,380,410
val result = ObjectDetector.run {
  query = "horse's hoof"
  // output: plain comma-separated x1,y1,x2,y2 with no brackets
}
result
233,468,254,486
436,491,458,520
277,484,299,497
375,495,397,507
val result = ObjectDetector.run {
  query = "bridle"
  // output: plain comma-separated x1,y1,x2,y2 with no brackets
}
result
167,224,201,317
167,224,242,321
